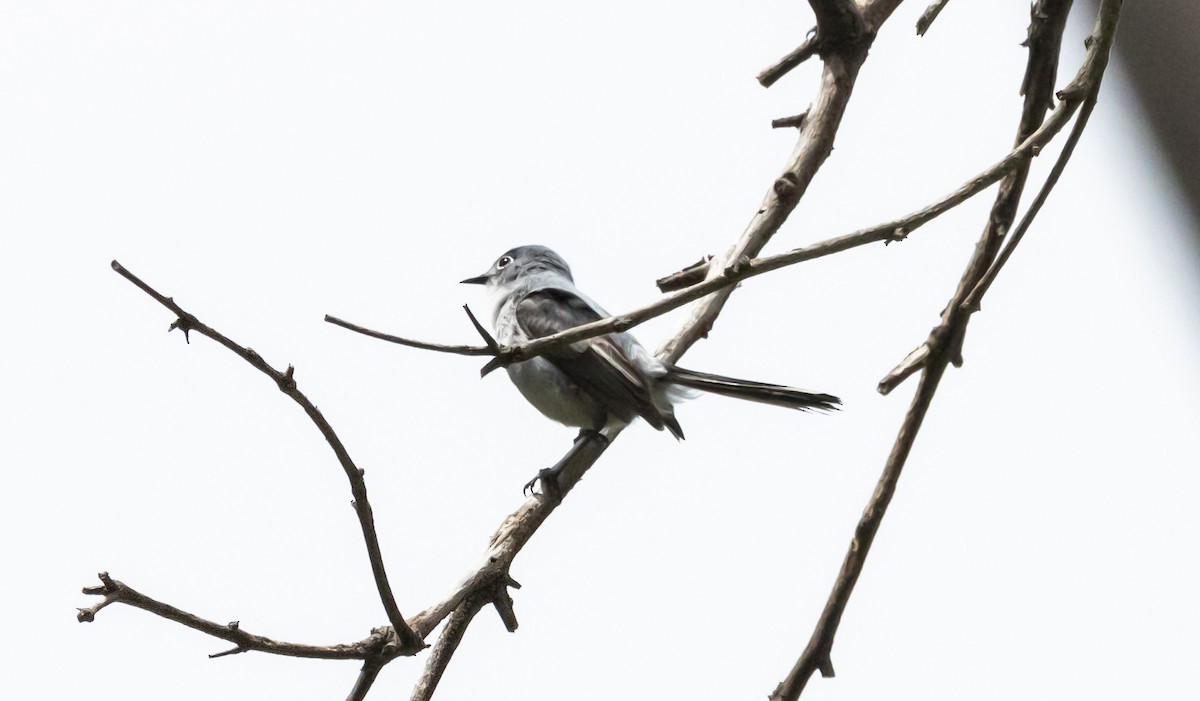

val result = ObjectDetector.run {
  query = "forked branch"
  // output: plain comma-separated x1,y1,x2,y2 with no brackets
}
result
107,261,424,654
770,2,1121,699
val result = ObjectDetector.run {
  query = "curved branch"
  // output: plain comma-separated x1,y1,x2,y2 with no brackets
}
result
77,572,388,661
109,261,424,654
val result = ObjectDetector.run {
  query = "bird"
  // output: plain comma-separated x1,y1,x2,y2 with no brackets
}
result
461,245,839,495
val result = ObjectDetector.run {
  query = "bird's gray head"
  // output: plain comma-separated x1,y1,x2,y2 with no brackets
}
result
461,245,574,288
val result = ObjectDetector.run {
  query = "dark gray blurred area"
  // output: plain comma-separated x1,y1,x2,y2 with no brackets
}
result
1101,0,1200,246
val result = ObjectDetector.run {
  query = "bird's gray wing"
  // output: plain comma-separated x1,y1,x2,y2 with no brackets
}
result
515,288,668,431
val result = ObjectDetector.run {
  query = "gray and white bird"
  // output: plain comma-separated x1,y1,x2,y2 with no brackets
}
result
461,246,839,463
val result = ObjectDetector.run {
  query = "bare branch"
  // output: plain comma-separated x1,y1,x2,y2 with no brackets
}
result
772,2,1122,698
325,314,491,356
462,304,501,353
878,0,1100,395
410,594,489,701
772,110,811,130
110,261,424,653
77,572,388,660
770,360,952,701
916,0,951,36
406,430,614,638
757,30,819,89
347,660,385,701
655,256,713,293
961,82,1102,313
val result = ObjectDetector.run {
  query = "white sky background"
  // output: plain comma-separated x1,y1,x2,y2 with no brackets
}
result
3,2,1199,700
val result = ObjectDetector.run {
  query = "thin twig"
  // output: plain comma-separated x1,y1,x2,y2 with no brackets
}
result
770,1,1121,698
109,261,424,654
77,572,388,660
325,315,491,356
770,361,951,701
879,0,1113,395
916,0,951,36
961,82,1103,312
462,304,501,353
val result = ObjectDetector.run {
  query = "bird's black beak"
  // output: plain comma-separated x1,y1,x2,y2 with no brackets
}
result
460,274,489,285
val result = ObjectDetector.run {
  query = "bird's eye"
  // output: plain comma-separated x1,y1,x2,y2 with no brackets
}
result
496,255,513,269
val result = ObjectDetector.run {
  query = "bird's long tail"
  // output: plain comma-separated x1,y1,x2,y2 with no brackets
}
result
665,366,840,412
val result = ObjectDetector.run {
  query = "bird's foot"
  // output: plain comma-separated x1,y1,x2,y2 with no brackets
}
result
523,466,562,501
522,430,608,500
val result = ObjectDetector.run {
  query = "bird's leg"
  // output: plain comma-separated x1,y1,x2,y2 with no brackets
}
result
523,429,609,500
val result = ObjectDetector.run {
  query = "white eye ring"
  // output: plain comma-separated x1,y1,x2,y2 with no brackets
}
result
496,255,513,269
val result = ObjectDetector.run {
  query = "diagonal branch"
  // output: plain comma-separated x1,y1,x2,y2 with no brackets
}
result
405,430,615,639
410,593,490,701
109,261,424,654
347,659,386,701
398,1,906,696
770,1,1122,699
77,572,390,660
757,30,819,88
329,82,1086,377
916,0,951,36
879,0,1114,394
961,76,1103,312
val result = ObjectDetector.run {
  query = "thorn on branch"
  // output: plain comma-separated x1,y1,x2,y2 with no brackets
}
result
818,655,836,678
464,304,512,378
756,28,819,88
463,304,500,353
168,317,193,343
655,256,713,293
277,365,297,392
209,646,247,659
883,227,908,245
771,110,809,130
491,578,520,633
